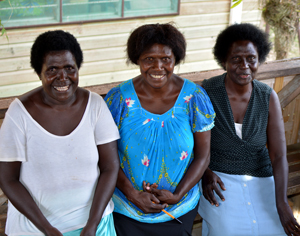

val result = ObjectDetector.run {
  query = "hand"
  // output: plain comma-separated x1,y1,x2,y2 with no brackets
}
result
201,169,226,207
43,227,63,236
142,181,180,205
127,189,167,214
80,223,97,236
277,202,300,236
143,181,158,193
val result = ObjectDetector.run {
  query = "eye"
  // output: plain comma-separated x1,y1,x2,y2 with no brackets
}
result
232,57,240,62
46,67,57,75
248,56,256,62
66,66,74,71
146,57,153,61
162,57,170,62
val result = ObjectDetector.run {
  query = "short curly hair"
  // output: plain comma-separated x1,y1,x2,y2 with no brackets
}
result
214,23,271,70
30,30,83,75
127,23,186,65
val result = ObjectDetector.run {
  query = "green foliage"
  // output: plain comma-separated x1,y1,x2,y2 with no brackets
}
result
231,0,243,9
0,17,9,41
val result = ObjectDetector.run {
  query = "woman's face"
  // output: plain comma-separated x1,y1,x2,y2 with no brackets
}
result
223,40,259,86
137,43,175,89
39,50,79,104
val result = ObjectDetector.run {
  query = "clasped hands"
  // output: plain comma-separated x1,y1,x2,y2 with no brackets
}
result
126,181,180,214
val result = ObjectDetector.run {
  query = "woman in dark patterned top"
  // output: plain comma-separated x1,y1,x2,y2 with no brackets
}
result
198,23,300,236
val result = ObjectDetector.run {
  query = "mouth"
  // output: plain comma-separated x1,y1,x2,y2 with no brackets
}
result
53,85,70,92
150,74,165,79
240,74,250,79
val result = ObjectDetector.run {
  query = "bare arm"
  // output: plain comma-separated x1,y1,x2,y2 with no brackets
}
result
267,90,300,236
114,166,167,214
0,162,62,236
150,130,211,205
80,141,120,235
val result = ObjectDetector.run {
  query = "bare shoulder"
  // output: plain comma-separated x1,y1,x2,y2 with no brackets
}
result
18,86,43,109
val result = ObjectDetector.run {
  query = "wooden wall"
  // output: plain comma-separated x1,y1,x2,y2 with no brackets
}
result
0,0,261,98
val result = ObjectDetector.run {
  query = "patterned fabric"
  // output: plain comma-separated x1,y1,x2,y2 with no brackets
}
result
202,73,273,177
105,79,215,223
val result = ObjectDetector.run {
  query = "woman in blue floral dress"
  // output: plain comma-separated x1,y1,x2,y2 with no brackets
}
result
105,23,215,236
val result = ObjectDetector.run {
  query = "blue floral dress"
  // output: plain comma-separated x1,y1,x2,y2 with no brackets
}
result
105,78,215,223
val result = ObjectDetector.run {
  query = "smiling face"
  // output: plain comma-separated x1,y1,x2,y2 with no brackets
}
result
224,40,259,86
137,43,176,89
39,50,79,104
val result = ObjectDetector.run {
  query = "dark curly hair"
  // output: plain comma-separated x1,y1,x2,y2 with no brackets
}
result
127,23,186,65
214,23,271,70
30,30,83,75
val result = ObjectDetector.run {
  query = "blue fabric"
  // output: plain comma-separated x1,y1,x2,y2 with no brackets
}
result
105,79,215,223
198,172,286,236
63,213,116,236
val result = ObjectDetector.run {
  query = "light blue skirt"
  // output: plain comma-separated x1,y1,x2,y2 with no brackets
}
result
63,213,116,236
198,171,286,236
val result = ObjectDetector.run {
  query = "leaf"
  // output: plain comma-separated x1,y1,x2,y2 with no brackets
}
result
231,0,243,8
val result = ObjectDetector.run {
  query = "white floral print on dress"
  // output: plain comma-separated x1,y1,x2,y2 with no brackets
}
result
125,98,135,107
184,94,193,103
180,151,188,160
141,154,150,167
143,118,153,125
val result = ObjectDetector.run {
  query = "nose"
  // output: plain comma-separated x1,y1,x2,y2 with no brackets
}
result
240,59,249,69
153,59,163,70
57,69,67,80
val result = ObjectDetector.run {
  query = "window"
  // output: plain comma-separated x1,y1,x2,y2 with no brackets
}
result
0,0,179,28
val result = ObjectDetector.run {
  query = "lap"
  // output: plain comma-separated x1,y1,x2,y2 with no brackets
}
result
113,204,198,236
198,172,285,236
63,213,116,236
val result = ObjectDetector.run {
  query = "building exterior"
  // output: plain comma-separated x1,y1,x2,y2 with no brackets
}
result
0,0,262,98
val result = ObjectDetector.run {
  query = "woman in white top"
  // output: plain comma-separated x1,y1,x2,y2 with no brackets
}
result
0,30,120,236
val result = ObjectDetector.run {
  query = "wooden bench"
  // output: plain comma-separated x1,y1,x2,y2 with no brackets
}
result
0,58,300,235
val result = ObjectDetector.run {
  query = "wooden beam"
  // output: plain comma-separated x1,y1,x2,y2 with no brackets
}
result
273,76,284,93
278,74,300,108
1,58,300,115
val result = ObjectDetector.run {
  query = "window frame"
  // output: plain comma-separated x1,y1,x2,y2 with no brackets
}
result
1,0,181,29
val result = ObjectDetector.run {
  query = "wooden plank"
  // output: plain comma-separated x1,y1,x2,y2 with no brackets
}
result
277,75,300,108
0,47,215,78
273,76,284,93
288,176,300,196
256,58,300,80
243,0,260,10
0,12,232,60
242,10,261,22
180,1,230,15
291,99,300,144
289,163,300,178
287,143,300,154
287,153,300,166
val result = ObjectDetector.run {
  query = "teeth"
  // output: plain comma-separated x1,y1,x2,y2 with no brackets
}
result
54,85,69,92
151,74,164,79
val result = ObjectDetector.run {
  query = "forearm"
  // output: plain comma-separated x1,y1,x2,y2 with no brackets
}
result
85,166,119,228
0,180,53,233
116,167,139,201
173,152,210,201
272,155,289,206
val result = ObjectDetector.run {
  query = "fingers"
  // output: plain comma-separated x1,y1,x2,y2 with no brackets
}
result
151,188,161,196
150,194,160,204
217,177,226,191
214,186,225,202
